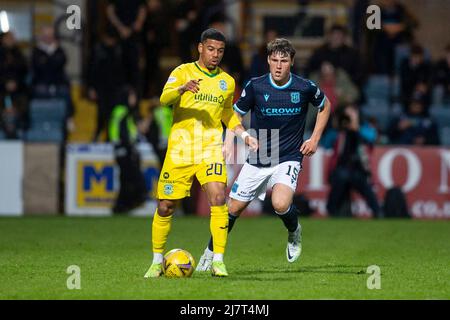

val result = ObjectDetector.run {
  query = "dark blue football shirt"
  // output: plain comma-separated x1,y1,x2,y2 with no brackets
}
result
233,73,326,167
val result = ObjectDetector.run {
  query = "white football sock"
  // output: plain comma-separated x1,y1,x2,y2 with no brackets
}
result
204,247,213,257
213,253,223,262
152,253,163,264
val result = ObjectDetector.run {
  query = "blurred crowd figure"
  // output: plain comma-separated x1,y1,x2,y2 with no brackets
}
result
369,0,419,76
0,25,75,140
32,25,75,134
144,0,170,98
0,31,28,139
309,61,360,113
399,44,432,113
109,86,147,213
433,45,450,104
88,29,127,142
324,104,382,218
305,24,363,86
106,0,146,90
387,97,440,145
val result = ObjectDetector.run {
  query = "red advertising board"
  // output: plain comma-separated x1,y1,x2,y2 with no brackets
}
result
196,146,450,219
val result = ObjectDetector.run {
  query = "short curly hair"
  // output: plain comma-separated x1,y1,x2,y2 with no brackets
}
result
200,28,226,44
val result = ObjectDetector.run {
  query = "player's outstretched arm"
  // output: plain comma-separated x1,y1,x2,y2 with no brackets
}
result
222,112,240,163
300,97,331,157
232,124,258,152
226,111,258,152
160,79,202,106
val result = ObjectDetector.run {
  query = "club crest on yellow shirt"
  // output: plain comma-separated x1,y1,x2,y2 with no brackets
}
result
219,80,227,91
164,184,174,195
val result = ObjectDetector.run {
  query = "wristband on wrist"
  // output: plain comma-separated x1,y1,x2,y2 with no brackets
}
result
241,131,250,141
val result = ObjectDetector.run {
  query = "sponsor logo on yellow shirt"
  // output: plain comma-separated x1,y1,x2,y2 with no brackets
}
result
194,93,225,104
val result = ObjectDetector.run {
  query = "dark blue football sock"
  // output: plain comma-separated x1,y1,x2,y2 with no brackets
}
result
276,205,299,233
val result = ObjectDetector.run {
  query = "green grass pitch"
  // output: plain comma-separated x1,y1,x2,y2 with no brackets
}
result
0,216,449,299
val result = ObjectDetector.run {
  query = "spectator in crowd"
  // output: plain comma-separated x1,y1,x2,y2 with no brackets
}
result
370,0,418,75
88,29,127,142
199,0,225,28
31,25,74,134
366,115,387,145
399,44,432,112
171,0,221,63
326,104,382,218
109,85,147,214
387,97,440,145
350,0,370,49
173,0,203,63
106,0,147,91
138,102,164,164
305,24,363,85
309,61,360,113
0,31,29,139
143,0,170,98
151,104,173,159
249,28,279,78
433,44,450,104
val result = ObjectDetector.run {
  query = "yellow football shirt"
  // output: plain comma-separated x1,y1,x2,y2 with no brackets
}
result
160,62,240,164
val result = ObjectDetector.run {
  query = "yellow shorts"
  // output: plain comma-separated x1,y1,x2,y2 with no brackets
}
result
157,158,227,200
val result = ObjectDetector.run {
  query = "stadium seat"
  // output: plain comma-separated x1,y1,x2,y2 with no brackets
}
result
430,105,450,129
361,103,392,132
431,86,445,105
369,115,390,133
26,98,67,143
0,128,24,140
29,98,67,123
391,76,401,100
363,99,390,111
364,75,392,102
440,127,450,146
26,122,64,143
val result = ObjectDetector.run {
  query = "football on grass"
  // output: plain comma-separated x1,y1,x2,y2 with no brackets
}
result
163,248,196,278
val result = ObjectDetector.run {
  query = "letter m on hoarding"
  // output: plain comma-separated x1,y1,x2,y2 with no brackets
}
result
83,166,114,191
